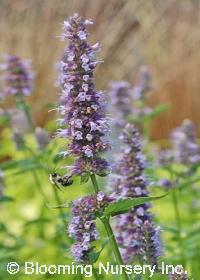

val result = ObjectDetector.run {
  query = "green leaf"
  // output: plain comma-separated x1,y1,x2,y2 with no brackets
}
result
148,104,171,118
0,157,43,176
1,158,38,170
176,176,200,190
88,240,108,263
80,173,90,184
52,154,64,164
45,202,71,209
88,251,100,264
104,194,168,217
0,159,20,170
96,170,109,177
162,225,179,234
24,218,51,228
11,163,41,175
0,196,14,203
127,104,171,124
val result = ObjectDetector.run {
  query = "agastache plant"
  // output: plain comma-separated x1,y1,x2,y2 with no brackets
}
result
109,81,132,127
0,55,34,98
171,119,200,165
68,192,112,262
57,14,131,280
0,54,35,131
157,119,200,189
132,65,152,101
158,119,200,169
35,127,50,150
57,13,109,178
131,66,153,138
108,66,156,140
155,119,200,270
113,123,162,266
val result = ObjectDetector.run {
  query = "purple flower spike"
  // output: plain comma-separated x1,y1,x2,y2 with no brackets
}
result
68,192,112,262
171,119,200,165
142,220,162,266
132,65,152,101
157,149,174,167
113,123,162,265
57,14,109,176
130,66,153,120
109,81,132,127
0,55,34,97
35,127,50,150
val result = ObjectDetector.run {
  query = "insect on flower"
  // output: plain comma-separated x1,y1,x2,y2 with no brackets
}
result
49,173,73,191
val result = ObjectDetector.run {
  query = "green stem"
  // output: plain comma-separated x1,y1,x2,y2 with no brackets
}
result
101,217,131,280
135,276,142,280
92,265,100,280
171,189,186,267
32,170,48,200
16,96,34,131
171,189,181,235
90,173,99,193
90,174,131,280
24,103,34,131
188,168,197,224
170,168,186,268
53,186,65,221
140,99,151,141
